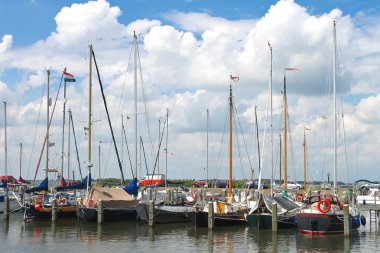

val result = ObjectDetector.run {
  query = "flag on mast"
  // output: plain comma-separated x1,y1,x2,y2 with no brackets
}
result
63,71,76,82
230,74,239,82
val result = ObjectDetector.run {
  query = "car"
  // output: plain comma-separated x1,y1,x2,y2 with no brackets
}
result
282,181,303,190
244,181,268,189
321,182,332,190
192,180,208,188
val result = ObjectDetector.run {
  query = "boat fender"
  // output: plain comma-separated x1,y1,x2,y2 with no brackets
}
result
353,216,360,227
360,215,366,226
35,204,41,211
317,200,331,214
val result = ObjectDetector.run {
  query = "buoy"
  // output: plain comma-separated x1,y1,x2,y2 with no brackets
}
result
317,199,331,214
35,204,41,211
353,216,360,227
360,215,366,226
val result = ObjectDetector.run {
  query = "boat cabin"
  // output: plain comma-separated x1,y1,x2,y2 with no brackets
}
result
139,174,166,187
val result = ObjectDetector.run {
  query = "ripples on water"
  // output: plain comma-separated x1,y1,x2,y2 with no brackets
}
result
1,212,379,253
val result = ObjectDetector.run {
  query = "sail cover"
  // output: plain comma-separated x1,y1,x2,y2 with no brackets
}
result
55,175,91,191
25,178,48,193
123,178,139,196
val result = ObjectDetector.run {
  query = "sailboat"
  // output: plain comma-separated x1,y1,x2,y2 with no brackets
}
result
296,21,361,235
24,70,81,220
77,44,138,222
187,75,249,227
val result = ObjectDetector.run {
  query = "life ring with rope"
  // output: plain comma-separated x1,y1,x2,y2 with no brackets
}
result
317,199,331,214
297,194,304,202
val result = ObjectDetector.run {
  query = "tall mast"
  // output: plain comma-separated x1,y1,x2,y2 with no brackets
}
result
279,133,282,184
165,108,168,188
4,101,7,175
283,70,287,193
206,109,209,183
158,117,161,174
19,142,22,179
61,68,67,179
67,109,71,181
133,31,138,179
228,80,233,200
303,127,307,192
333,20,337,191
268,42,274,196
87,45,93,194
46,70,50,180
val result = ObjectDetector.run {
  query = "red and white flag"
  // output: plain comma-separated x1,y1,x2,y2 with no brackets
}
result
63,71,76,82
230,75,239,82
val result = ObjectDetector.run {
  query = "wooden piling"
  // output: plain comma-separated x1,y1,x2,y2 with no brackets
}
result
3,196,9,220
148,200,154,226
51,198,57,221
343,204,349,236
208,202,214,229
97,200,103,224
272,202,278,232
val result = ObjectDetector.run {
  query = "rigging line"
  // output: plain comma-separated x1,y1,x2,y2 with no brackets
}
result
27,83,45,179
140,136,149,182
232,97,254,178
92,48,125,182
215,105,229,179
340,100,350,183
151,118,167,177
286,106,297,181
123,125,134,179
232,104,246,179
69,111,83,179
136,42,155,168
33,70,64,184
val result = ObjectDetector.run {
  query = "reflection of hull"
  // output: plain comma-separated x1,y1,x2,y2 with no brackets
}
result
188,210,247,227
245,213,295,229
24,204,77,220
296,212,360,235
136,203,190,224
77,207,137,222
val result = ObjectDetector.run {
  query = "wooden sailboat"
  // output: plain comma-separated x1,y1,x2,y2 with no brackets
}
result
77,43,138,222
245,44,301,229
188,75,248,227
24,70,79,220
296,21,361,235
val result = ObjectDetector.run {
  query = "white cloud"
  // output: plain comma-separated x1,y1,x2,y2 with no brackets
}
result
0,35,12,53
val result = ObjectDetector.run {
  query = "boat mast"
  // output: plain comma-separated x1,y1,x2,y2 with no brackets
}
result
165,108,168,188
333,20,337,191
283,69,287,193
60,68,67,180
279,133,282,184
228,78,233,200
206,108,209,184
303,127,307,192
268,42,274,196
133,31,138,179
4,101,7,176
46,70,50,180
87,45,93,195
67,109,71,181
19,142,22,179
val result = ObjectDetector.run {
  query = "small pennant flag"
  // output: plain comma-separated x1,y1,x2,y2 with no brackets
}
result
230,74,239,82
63,71,76,82
285,67,299,71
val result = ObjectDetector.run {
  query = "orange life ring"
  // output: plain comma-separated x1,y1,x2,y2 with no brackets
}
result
317,199,331,214
297,194,304,202
87,199,95,207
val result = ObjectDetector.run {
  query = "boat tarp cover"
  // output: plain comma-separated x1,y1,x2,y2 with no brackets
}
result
123,178,139,196
55,175,90,191
0,180,7,189
25,178,48,193
263,195,298,214
87,187,138,208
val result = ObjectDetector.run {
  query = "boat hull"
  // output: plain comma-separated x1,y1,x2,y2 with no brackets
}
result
24,204,77,220
246,213,295,229
296,212,360,235
77,207,137,222
136,203,190,224
188,210,247,227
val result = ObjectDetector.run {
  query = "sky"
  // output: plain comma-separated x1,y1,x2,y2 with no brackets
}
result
0,0,379,184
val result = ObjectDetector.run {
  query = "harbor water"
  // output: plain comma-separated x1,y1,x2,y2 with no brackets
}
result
1,212,379,252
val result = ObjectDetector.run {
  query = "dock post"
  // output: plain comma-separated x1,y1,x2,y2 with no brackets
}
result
148,200,154,226
97,200,103,224
343,204,349,236
3,196,9,220
272,202,278,232
208,202,214,229
52,198,57,221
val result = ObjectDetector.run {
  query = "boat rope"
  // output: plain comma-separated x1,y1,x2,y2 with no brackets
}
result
123,125,134,179
92,48,125,183
69,111,83,179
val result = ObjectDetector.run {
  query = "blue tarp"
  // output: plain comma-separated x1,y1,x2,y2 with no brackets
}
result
123,178,139,196
25,178,48,193
55,175,91,191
